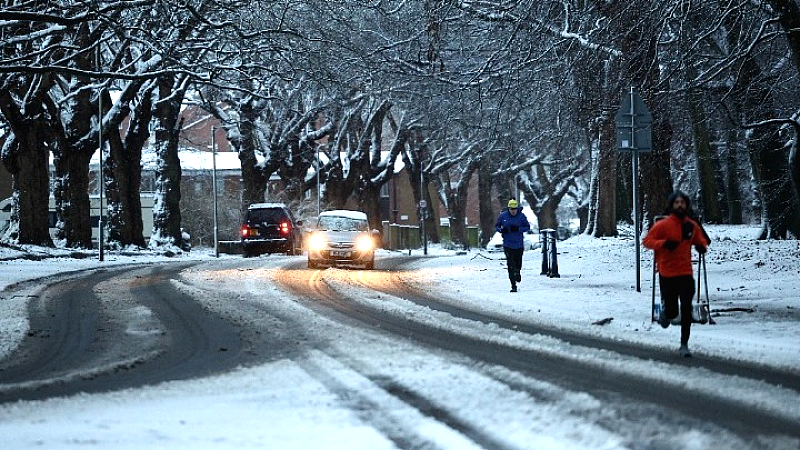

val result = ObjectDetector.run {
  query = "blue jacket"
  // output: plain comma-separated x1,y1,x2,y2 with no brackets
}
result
495,208,531,249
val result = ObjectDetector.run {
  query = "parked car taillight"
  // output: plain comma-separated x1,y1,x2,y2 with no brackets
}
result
241,225,253,238
280,221,290,235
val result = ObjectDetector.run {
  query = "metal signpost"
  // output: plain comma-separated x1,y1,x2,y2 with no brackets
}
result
615,87,652,292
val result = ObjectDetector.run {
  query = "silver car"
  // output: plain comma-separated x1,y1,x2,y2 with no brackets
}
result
307,210,378,270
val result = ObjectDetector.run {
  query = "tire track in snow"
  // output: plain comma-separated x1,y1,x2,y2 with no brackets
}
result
275,258,800,447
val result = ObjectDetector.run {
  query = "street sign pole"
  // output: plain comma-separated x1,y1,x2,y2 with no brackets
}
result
616,87,652,293
629,87,642,292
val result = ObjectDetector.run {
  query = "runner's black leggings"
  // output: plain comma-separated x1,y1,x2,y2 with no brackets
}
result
504,247,524,283
659,275,696,345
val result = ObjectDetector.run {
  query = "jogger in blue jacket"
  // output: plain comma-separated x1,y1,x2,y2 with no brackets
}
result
495,199,531,292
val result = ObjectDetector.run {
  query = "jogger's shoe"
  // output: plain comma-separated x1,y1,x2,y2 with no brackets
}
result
658,312,670,329
510,285,517,293
679,345,692,358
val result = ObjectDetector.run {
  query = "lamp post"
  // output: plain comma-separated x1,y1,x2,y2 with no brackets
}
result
212,127,219,258
96,46,104,261
420,168,427,255
98,89,104,262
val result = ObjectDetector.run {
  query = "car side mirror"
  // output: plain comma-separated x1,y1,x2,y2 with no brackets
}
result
296,219,304,226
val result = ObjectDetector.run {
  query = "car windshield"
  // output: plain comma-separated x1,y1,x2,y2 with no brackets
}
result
317,216,368,231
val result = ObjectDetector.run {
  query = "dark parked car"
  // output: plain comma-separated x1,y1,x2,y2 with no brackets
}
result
240,203,303,257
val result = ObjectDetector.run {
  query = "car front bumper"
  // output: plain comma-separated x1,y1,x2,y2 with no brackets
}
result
308,248,373,267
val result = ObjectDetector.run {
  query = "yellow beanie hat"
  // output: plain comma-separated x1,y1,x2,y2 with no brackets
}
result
508,199,519,208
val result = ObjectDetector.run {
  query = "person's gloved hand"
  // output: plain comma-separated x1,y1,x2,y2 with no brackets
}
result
694,244,707,254
500,227,509,234
663,240,679,250
682,221,694,240
509,225,519,232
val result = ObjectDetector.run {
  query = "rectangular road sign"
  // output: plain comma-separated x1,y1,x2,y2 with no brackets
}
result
617,127,652,152
616,89,653,152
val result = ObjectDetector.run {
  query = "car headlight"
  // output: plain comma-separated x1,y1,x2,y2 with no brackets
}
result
356,235,374,252
308,234,328,251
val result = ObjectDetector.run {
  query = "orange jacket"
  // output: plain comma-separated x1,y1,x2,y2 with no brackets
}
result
642,215,709,277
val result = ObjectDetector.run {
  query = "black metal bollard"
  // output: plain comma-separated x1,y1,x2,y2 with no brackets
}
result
548,232,560,278
539,229,561,278
540,230,549,275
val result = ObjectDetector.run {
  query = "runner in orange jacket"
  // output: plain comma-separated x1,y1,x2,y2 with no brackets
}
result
643,191,710,357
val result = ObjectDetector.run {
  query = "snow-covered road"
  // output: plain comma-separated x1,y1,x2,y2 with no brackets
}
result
1,226,799,449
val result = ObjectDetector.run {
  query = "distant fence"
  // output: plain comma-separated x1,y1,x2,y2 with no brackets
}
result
218,240,242,254
381,221,480,251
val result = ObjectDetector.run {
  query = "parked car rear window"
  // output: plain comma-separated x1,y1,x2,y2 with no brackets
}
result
247,209,288,223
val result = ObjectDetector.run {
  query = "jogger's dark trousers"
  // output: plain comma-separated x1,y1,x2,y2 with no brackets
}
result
504,247,524,284
659,275,695,345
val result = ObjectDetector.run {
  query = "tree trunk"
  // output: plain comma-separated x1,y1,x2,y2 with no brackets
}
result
724,128,744,224
51,86,96,249
687,86,723,223
59,148,94,248
106,86,151,248
790,140,800,201
48,24,98,249
359,188,382,232
444,179,468,250
477,162,496,247
728,10,800,238
322,177,351,209
422,176,439,244
15,130,52,246
402,142,439,244
440,160,477,250
616,155,632,224
749,129,800,238
149,77,187,251
589,116,618,237
639,114,674,225
237,103,268,209
0,89,53,246
766,0,800,209
536,200,558,231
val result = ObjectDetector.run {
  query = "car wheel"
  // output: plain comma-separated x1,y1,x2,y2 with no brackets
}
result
308,259,317,269
364,259,374,270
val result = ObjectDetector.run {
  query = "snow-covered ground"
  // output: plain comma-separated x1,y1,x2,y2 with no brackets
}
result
0,224,798,449
404,224,800,370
